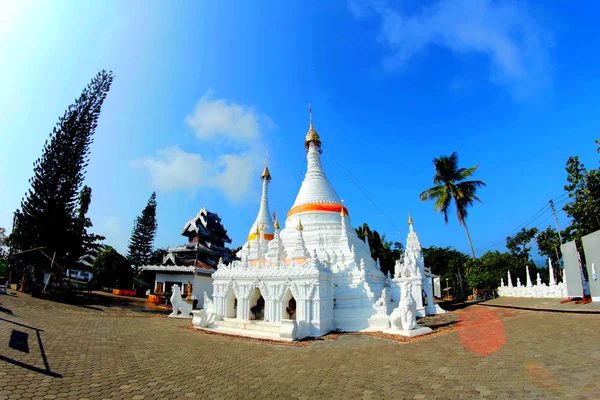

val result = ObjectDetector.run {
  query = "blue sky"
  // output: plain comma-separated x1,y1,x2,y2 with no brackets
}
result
0,0,598,258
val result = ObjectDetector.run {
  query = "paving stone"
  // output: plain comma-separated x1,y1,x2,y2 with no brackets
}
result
1,291,599,399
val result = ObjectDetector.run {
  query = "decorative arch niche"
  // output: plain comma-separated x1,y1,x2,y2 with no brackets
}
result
282,288,296,320
249,287,265,320
225,288,237,318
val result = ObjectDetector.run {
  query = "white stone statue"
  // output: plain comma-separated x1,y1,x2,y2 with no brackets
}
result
389,281,417,331
500,278,505,287
192,309,217,328
170,284,193,318
360,259,367,281
536,273,542,287
394,260,402,279
517,277,522,287
373,287,389,315
203,291,214,313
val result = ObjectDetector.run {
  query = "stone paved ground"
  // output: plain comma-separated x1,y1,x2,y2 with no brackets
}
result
1,291,600,400
483,297,600,313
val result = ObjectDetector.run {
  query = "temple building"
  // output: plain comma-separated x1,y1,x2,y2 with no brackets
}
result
143,206,232,308
194,106,444,340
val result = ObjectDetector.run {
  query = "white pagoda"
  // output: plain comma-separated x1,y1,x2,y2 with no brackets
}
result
195,107,443,340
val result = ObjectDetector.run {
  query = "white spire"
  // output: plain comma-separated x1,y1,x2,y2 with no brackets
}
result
266,229,287,262
292,106,341,207
526,265,533,287
290,219,309,259
249,160,274,240
548,258,556,285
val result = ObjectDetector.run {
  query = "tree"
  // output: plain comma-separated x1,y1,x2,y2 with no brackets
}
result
356,223,403,277
506,227,539,264
149,248,168,265
0,227,9,276
72,185,105,267
92,247,133,289
419,151,486,258
562,156,600,245
536,226,561,266
11,70,114,275
422,246,469,299
464,258,495,290
127,192,158,273
465,250,523,290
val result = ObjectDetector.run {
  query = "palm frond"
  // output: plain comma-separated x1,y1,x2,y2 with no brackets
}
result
419,185,446,201
456,165,479,180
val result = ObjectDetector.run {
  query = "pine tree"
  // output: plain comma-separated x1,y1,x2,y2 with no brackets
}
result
127,192,158,273
12,70,114,274
73,185,106,264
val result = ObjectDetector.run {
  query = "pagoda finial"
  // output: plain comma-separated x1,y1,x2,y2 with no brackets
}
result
408,211,413,225
305,102,321,151
260,150,271,181
273,218,280,230
260,222,266,231
255,225,260,236
297,218,304,231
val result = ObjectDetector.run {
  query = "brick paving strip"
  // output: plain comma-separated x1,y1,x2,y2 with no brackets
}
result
2,290,600,399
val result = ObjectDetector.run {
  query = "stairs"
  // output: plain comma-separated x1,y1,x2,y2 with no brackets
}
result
203,318,289,341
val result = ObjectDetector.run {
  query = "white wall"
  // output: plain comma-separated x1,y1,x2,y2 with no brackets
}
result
155,273,192,294
154,272,213,308
193,274,213,308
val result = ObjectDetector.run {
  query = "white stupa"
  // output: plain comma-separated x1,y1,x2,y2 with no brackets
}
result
197,106,442,340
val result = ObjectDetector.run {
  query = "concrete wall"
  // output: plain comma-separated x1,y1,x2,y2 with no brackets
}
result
583,230,600,302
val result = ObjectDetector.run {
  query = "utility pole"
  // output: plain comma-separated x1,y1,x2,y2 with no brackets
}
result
549,200,563,244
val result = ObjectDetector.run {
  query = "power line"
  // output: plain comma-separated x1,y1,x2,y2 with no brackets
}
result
272,150,307,217
474,188,580,254
475,205,552,253
322,145,403,239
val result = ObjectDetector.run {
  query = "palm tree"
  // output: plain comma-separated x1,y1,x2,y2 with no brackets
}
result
419,152,486,258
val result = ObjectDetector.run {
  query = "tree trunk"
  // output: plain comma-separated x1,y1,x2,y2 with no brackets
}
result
463,221,476,258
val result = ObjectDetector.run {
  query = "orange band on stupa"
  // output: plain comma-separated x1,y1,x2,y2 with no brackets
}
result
287,203,349,217
248,233,274,241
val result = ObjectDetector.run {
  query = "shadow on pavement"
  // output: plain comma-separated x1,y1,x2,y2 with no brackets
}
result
0,317,62,378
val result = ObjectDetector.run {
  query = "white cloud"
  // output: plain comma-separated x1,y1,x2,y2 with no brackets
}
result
131,146,209,192
133,92,271,203
185,91,274,142
350,0,553,98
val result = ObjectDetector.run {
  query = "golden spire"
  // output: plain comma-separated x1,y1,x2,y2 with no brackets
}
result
340,199,348,217
246,241,251,249
408,211,413,225
296,218,304,231
255,225,260,236
305,102,321,151
260,150,271,181
260,222,266,231
273,218,280,230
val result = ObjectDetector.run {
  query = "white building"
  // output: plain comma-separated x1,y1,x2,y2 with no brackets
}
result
198,108,444,340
